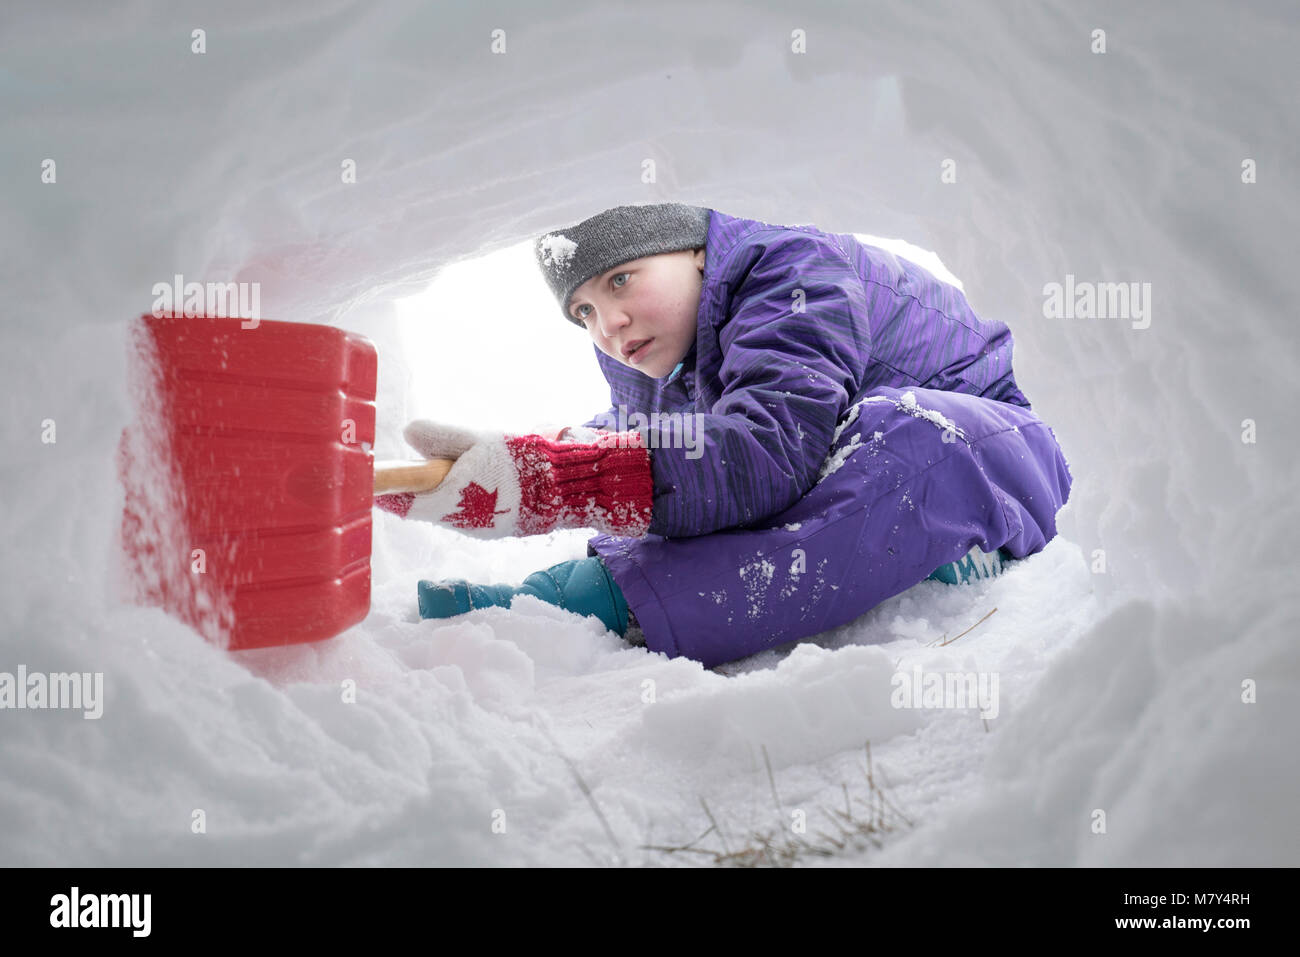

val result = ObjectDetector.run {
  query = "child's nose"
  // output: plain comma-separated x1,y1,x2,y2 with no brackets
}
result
599,310,631,337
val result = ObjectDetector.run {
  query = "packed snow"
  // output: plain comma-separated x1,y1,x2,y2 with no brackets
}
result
0,0,1295,866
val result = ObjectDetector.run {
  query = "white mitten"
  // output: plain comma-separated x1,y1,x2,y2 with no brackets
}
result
374,419,654,539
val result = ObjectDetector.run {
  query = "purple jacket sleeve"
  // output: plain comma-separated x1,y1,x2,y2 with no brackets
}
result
646,231,868,537
581,406,617,430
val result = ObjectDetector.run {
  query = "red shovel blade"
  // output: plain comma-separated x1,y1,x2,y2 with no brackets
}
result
119,313,377,650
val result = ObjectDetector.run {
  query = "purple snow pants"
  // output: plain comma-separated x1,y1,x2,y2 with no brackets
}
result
587,386,1073,669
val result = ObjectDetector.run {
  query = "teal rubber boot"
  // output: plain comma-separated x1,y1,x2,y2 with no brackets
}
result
926,546,1015,585
417,556,630,635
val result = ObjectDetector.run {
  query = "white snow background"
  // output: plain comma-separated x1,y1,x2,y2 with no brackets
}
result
0,0,1295,866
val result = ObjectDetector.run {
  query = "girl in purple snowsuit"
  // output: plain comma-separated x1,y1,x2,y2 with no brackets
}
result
376,203,1072,669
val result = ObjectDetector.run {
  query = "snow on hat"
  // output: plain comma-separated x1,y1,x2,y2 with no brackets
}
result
534,202,711,326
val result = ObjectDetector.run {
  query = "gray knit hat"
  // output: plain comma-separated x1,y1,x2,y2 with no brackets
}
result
534,202,711,326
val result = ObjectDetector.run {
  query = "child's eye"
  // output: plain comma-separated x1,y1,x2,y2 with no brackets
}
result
573,273,628,323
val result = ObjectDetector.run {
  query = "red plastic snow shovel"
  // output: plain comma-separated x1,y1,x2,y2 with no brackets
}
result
118,313,452,651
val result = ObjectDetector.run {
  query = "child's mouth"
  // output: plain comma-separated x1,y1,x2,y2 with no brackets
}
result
626,338,653,364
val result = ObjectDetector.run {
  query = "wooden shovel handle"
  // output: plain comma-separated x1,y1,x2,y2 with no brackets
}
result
373,458,456,494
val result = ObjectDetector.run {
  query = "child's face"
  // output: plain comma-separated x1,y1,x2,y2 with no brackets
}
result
567,248,706,378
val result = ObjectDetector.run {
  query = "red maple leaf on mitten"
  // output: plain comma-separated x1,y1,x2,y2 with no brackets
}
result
441,481,511,529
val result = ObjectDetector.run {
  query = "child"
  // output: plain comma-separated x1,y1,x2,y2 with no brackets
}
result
375,203,1072,668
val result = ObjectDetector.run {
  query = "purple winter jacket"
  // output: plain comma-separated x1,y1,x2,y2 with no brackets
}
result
581,207,1072,668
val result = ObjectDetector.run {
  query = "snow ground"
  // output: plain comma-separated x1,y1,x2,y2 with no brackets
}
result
0,0,1296,866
